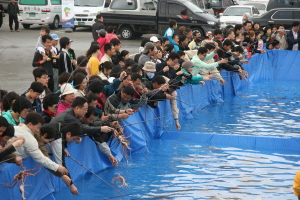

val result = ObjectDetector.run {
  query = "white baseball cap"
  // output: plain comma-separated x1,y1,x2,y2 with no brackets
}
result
150,36,159,43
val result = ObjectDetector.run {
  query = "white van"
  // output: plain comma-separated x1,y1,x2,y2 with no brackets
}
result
73,0,110,30
18,0,62,29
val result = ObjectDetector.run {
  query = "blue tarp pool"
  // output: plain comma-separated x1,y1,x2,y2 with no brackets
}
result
1,51,300,200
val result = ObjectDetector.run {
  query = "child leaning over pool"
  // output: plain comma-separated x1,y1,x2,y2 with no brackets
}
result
179,61,213,86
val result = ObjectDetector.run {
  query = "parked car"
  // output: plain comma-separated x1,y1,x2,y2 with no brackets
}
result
266,0,300,11
249,8,300,30
220,5,260,29
244,2,267,15
101,0,220,40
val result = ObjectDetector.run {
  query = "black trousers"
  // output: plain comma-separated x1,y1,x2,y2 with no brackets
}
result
9,14,18,30
48,75,54,92
0,16,3,28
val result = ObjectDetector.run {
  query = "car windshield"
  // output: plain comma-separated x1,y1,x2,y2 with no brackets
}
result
182,1,204,13
245,3,266,10
75,0,104,6
223,7,251,16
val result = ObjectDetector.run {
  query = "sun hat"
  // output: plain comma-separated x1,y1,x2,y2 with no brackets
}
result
142,42,155,54
182,61,194,70
60,83,76,96
142,61,156,72
150,36,160,43
50,33,60,40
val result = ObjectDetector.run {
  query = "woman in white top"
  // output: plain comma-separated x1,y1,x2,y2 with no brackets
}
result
98,61,113,81
73,73,88,97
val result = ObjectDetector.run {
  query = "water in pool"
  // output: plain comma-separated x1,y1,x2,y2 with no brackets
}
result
54,80,300,199
180,80,300,137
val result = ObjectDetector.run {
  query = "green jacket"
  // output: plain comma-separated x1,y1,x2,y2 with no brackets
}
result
191,52,218,76
2,110,24,126
180,69,203,84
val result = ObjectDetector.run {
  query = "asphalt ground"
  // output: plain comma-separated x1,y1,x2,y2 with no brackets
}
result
0,17,150,94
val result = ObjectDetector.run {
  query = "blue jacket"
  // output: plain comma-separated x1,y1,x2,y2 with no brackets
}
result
180,69,203,84
164,27,177,45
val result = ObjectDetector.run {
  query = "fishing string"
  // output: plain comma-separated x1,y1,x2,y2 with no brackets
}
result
68,155,124,195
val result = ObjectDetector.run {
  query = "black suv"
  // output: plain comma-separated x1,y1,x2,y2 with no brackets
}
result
250,8,300,29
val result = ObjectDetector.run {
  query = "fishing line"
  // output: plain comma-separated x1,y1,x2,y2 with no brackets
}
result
68,155,123,195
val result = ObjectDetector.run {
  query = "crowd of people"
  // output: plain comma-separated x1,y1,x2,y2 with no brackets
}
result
1,13,300,197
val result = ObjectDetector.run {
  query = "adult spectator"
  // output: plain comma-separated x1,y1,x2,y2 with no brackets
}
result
212,29,223,42
2,96,31,126
150,36,161,49
32,35,55,92
104,86,135,124
74,73,87,97
51,97,117,166
87,44,100,76
110,39,122,66
101,43,116,64
58,37,75,75
235,24,243,34
191,47,228,76
155,52,181,79
56,83,76,115
1,92,19,112
105,26,119,42
8,112,68,175
96,29,108,60
188,30,201,50
41,93,59,123
179,35,190,51
99,61,113,81
92,14,105,41
22,82,44,113
144,75,172,108
273,25,287,50
242,21,252,33
287,21,300,50
7,0,19,32
138,42,156,67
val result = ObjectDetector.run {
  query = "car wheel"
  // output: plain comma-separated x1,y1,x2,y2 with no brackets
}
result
23,24,30,29
120,27,134,40
51,16,60,29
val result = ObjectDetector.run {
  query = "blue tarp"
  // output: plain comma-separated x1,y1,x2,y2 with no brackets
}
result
1,50,300,200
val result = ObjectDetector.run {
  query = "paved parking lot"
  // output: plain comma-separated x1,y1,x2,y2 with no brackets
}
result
0,17,147,94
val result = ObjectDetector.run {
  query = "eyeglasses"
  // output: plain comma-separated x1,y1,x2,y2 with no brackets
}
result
41,77,50,80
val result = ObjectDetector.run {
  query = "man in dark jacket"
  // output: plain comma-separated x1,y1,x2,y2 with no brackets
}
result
7,0,19,32
287,21,300,50
50,97,118,166
144,75,172,108
155,52,181,79
92,14,105,41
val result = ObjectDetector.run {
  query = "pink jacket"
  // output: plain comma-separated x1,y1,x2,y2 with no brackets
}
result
105,33,119,43
56,100,72,116
97,37,108,61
